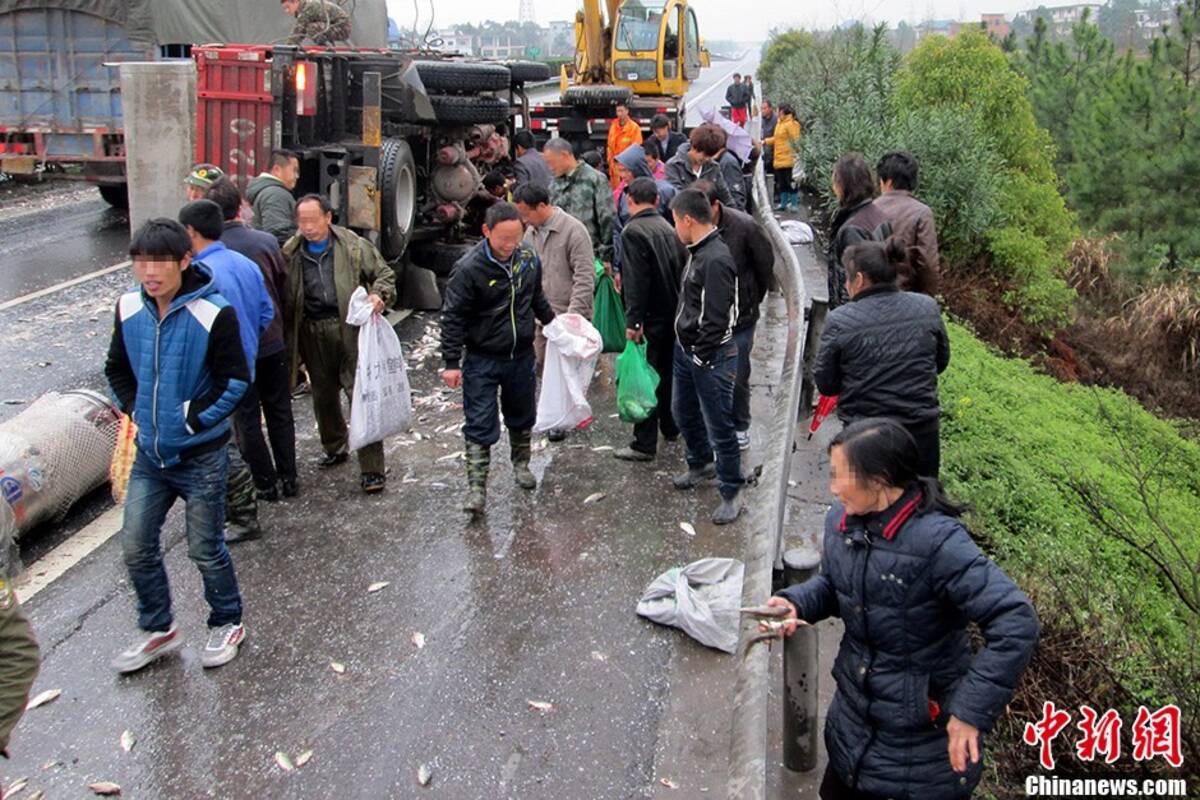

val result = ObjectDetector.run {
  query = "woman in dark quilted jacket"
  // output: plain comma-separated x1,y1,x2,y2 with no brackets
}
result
769,419,1039,800
828,153,892,308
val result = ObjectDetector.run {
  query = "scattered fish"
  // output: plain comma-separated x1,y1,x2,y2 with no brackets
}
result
527,699,554,712
590,651,607,662
5,778,28,796
25,689,61,710
590,446,613,452
295,750,314,768
330,662,346,674
679,522,697,537
275,751,295,772
417,763,432,786
367,581,390,593
120,729,136,753
411,632,426,649
584,492,606,504
435,451,464,462
660,777,679,789
27,792,45,800
88,782,122,796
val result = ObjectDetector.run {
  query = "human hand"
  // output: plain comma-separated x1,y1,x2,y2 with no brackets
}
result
368,293,385,314
763,596,805,637
441,369,462,389
947,716,980,773
626,327,642,342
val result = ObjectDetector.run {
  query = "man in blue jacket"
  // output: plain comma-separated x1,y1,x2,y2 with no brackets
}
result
105,219,251,674
180,200,276,543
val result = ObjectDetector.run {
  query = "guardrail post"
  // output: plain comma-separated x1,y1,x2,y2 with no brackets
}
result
782,546,821,772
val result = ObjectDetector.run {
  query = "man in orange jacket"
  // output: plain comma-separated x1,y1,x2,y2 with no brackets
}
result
606,102,643,190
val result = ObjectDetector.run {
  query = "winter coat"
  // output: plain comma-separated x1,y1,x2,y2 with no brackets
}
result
606,117,644,189
760,111,778,166
716,149,747,211
813,284,950,427
440,239,555,368
674,228,739,366
828,199,892,307
105,263,250,468
724,82,751,110
524,208,595,317
650,130,688,162
281,225,396,385
0,592,38,756
513,148,554,192
247,174,297,246
192,241,275,376
778,488,1039,799
873,190,942,296
664,144,733,207
221,220,291,358
612,144,677,271
715,203,774,333
763,115,801,170
621,208,689,331
550,162,615,262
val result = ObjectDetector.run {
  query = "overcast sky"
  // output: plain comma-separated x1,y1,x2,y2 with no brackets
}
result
386,0,1048,42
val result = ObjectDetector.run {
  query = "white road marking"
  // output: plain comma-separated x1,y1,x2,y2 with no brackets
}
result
14,504,124,602
0,260,131,313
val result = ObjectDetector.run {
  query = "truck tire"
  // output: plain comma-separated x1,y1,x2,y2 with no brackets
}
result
506,60,552,83
98,184,128,209
429,95,510,125
415,60,511,93
562,85,633,106
379,138,417,260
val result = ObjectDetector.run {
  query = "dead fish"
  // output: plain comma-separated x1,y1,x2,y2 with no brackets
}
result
417,763,433,786
590,446,614,452
5,778,28,796
584,492,606,504
120,729,136,753
679,522,696,537
367,581,390,593
88,782,122,796
435,451,464,462
25,689,61,710
275,751,295,772
295,750,314,768
411,632,426,649
527,699,554,712
330,662,346,674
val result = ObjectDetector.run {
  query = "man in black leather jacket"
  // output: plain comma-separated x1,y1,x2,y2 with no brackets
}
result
814,239,950,476
441,203,556,515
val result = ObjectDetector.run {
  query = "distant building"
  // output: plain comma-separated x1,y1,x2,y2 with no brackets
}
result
432,29,475,54
981,12,1011,38
916,19,961,40
478,34,526,59
1016,2,1103,35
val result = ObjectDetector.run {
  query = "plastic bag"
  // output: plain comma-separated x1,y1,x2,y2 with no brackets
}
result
346,287,412,451
615,339,660,423
534,313,602,434
593,270,627,353
636,558,745,654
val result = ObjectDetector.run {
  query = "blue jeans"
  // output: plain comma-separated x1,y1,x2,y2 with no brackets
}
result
120,447,243,632
733,324,756,433
462,350,537,446
672,341,744,499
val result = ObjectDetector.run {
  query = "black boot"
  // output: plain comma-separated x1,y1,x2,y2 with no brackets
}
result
463,442,490,515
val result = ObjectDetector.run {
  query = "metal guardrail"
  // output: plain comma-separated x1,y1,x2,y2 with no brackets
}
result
726,145,811,798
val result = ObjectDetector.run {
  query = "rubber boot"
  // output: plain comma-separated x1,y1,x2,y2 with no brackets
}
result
712,490,744,525
509,429,537,490
463,442,490,516
225,445,261,543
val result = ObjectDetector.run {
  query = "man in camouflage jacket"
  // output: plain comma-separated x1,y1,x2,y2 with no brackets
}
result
282,0,352,45
0,538,39,757
544,139,614,265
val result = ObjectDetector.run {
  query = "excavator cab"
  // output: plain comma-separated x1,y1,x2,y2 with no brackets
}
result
610,0,702,97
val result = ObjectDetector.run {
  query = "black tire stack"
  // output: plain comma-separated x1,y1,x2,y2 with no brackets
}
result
414,60,513,126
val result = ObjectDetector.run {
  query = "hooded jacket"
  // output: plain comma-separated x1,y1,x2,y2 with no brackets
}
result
105,263,250,468
778,489,1038,799
664,144,733,208
675,228,739,367
440,240,555,368
247,174,297,246
612,144,677,271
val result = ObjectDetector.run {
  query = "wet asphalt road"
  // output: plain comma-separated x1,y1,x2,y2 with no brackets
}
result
0,187,129,304
2,308,790,799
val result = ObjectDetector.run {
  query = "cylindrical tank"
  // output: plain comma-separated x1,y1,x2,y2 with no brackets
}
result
0,390,121,543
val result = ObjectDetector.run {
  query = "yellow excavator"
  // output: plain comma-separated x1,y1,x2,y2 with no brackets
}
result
529,0,706,149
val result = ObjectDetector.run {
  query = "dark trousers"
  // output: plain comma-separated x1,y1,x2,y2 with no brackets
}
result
120,447,242,632
732,324,756,432
233,348,297,488
463,350,537,447
631,325,679,454
300,317,384,475
819,764,891,800
774,167,794,196
672,340,744,499
906,418,941,478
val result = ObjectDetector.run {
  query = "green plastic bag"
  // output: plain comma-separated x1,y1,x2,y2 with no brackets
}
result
593,270,627,354
615,340,661,423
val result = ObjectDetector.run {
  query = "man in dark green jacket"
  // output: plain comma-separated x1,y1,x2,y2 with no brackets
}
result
247,150,300,246
282,194,396,493
0,539,39,757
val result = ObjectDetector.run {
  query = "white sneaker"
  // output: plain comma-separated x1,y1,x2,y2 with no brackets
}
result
200,623,246,669
112,624,182,674
736,430,751,451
